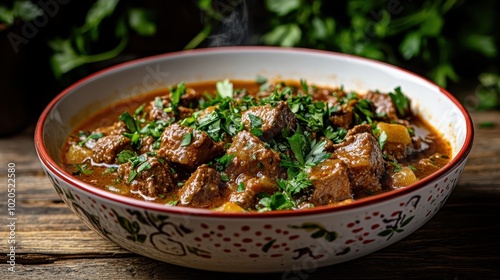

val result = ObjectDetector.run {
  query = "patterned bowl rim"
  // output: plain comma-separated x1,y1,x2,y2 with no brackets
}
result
34,46,474,218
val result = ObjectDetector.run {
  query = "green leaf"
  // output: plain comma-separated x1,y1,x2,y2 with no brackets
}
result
166,200,178,206
419,9,443,36
311,17,327,40
48,38,86,78
119,111,139,133
400,216,414,227
237,182,245,192
128,8,157,36
248,114,263,137
388,87,410,118
180,132,193,147
377,229,394,237
430,63,459,87
265,0,301,16
78,132,104,146
73,164,93,175
0,6,14,24
325,231,337,242
116,214,135,234
262,239,276,252
170,82,186,115
137,234,147,243
127,169,138,184
378,131,387,150
399,32,421,60
83,0,119,36
216,79,233,99
311,229,326,239
13,0,43,22
262,24,302,47
464,34,497,58
287,133,306,166
137,161,152,173
255,75,267,84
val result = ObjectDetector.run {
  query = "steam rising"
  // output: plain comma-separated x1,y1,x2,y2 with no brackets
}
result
207,0,249,47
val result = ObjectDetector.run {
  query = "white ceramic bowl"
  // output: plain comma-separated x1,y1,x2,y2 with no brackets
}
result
34,47,473,273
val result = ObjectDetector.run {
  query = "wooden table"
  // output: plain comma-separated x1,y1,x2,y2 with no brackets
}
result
1,110,499,279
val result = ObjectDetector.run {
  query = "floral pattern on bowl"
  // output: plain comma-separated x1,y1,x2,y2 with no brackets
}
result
42,157,466,272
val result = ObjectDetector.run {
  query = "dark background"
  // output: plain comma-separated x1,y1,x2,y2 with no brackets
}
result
1,0,498,136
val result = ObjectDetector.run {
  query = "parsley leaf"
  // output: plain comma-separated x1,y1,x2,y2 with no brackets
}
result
170,82,186,115
180,132,193,147
119,111,139,133
73,164,93,175
378,131,388,150
117,150,138,164
78,132,103,146
248,114,263,137
389,87,410,118
216,79,233,99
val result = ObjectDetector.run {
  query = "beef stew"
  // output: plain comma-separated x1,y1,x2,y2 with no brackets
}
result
62,79,451,212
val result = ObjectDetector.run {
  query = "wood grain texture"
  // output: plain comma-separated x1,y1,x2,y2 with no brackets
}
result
0,111,499,279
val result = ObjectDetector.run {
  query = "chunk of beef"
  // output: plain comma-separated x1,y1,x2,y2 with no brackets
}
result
364,91,398,121
178,164,221,208
147,96,194,122
226,131,285,187
333,132,384,195
94,121,127,136
329,107,353,129
229,188,257,210
345,124,373,138
377,122,413,161
241,101,297,141
118,157,176,198
139,136,155,154
180,87,208,108
224,131,286,208
311,88,340,107
384,142,408,161
308,159,352,206
158,124,224,169
92,135,133,164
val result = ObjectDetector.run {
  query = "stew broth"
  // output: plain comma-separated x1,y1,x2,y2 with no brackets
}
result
62,80,451,212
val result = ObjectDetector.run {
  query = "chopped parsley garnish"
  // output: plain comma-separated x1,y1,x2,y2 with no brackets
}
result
166,200,178,206
237,182,245,192
214,154,235,171
119,111,140,133
78,132,103,146
180,132,193,146
378,131,388,150
257,128,331,211
137,161,152,173
255,75,267,84
170,82,186,115
324,126,347,143
73,164,93,175
102,167,118,174
216,79,233,99
247,114,263,137
389,86,411,118
389,161,402,172
154,96,163,109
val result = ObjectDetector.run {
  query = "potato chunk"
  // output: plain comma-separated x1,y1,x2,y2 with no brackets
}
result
214,202,246,213
390,166,418,188
66,144,92,164
377,122,411,145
